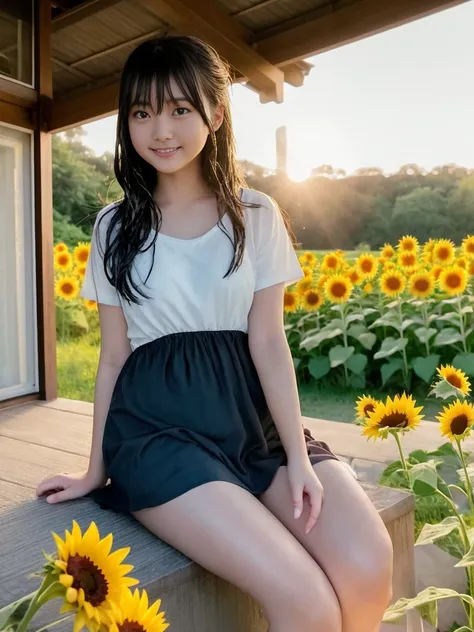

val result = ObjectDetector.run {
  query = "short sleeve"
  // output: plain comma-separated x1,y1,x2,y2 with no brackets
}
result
79,205,121,307
250,192,304,292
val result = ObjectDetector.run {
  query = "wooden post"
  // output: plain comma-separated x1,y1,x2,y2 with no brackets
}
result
34,0,57,401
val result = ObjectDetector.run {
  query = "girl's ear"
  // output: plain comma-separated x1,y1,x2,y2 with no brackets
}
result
212,104,225,132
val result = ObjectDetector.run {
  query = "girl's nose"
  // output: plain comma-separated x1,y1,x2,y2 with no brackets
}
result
152,115,173,141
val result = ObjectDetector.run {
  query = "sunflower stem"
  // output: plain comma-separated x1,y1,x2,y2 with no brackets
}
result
457,295,469,353
339,303,349,387
15,575,55,632
392,431,410,487
455,436,474,515
397,299,410,390
421,302,431,356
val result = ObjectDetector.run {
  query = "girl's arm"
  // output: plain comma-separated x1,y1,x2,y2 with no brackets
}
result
248,282,323,533
36,303,131,503
86,303,132,484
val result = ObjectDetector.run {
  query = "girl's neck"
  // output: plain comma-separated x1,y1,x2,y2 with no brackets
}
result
154,160,212,207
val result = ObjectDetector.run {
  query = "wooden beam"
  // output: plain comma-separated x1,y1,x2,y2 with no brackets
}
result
51,81,118,131
137,0,284,103
0,77,36,105
256,0,468,65
0,99,33,128
52,0,123,32
34,0,57,401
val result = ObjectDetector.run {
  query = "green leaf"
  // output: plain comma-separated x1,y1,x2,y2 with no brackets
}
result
300,326,343,351
412,355,441,384
347,353,368,375
362,307,377,316
369,316,400,331
328,345,355,368
434,327,464,346
414,327,438,344
345,313,364,325
430,379,464,400
409,462,438,496
401,319,415,331
383,586,474,625
442,297,463,305
293,358,301,370
308,357,331,381
455,537,474,567
436,311,460,322
374,337,408,360
381,358,405,385
347,323,367,340
416,517,460,545
349,373,366,389
453,353,474,377
359,332,377,350
0,593,37,631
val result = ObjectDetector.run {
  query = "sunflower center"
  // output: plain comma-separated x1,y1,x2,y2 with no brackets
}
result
403,254,416,266
446,373,462,388
59,255,68,265
446,273,461,289
378,412,409,429
386,276,401,291
467,243,474,253
306,292,320,306
284,293,296,307
330,282,347,298
118,620,145,632
67,554,108,606
450,414,469,436
62,282,74,295
414,279,430,292
437,247,450,260
361,260,373,272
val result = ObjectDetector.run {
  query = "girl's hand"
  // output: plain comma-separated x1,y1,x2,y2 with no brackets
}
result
287,457,324,534
36,471,107,504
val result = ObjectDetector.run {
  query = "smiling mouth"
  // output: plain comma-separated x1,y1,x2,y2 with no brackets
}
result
151,147,180,156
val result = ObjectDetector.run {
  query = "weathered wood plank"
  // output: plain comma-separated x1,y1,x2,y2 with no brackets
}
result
0,480,36,511
0,436,88,489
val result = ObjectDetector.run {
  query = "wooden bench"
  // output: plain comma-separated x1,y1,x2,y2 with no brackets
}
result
1,482,415,632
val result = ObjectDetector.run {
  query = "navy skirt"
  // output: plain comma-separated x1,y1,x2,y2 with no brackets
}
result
89,330,338,513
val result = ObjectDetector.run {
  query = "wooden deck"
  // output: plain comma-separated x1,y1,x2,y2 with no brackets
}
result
1,398,416,631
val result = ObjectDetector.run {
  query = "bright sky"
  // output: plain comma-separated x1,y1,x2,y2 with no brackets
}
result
81,1,474,182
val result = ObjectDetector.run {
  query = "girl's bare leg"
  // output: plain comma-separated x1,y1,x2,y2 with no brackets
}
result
133,480,342,632
259,459,394,632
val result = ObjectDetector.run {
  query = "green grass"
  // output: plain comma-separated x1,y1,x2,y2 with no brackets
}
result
57,336,99,402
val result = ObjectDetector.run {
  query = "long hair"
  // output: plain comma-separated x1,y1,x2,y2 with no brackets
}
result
99,35,251,304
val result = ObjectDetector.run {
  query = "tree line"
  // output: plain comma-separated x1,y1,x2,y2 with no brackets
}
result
53,128,474,249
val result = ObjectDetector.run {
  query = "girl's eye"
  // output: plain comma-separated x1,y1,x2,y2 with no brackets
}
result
133,110,149,119
174,107,190,116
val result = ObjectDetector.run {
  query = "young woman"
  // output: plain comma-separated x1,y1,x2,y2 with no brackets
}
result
37,35,393,632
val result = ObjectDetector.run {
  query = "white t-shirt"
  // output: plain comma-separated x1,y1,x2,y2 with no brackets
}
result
80,187,303,351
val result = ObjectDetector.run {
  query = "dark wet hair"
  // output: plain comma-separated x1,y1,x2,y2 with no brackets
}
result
97,35,255,304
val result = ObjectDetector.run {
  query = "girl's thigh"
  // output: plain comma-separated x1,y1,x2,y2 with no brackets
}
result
132,480,340,624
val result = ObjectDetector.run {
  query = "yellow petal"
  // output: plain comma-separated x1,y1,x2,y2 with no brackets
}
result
55,560,68,572
107,547,130,566
123,577,140,587
98,533,113,557
60,602,76,614
78,588,85,607
83,522,100,549
73,610,87,632
59,574,74,588
66,587,78,604
83,600,94,620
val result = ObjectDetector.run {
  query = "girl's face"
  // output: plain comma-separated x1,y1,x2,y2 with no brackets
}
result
128,76,223,175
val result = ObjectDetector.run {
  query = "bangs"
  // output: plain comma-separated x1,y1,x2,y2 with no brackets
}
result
125,50,209,121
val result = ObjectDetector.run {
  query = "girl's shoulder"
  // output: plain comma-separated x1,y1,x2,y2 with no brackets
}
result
92,200,122,241
240,187,281,231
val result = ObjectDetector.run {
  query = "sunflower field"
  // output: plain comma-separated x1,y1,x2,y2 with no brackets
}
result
53,241,98,342
287,236,474,392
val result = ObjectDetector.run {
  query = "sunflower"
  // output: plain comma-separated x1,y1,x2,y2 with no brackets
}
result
54,242,69,254
362,394,424,441
423,239,436,254
296,277,313,295
55,276,80,301
74,242,91,265
284,290,298,312
84,299,98,311
302,289,324,311
356,254,378,279
364,282,373,294
317,274,328,289
436,400,474,442
324,274,353,303
321,252,341,274
51,521,139,632
299,251,317,267
468,259,474,276
462,235,474,257
433,239,455,265
456,257,468,270
438,265,468,296
384,260,397,271
408,270,435,299
346,267,362,286
301,265,313,278
397,235,419,253
355,395,380,420
76,264,87,280
436,365,471,396
398,251,417,271
108,588,169,632
381,244,396,259
431,265,444,281
55,250,73,272
379,270,406,297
